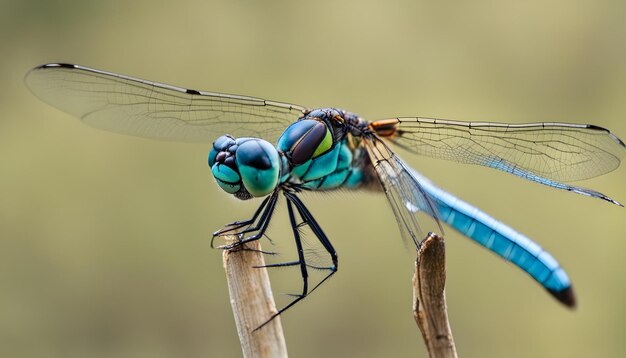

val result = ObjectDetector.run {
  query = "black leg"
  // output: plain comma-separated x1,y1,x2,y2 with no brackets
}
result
286,192,338,272
255,196,308,330
212,195,272,236
212,190,280,250
255,191,338,331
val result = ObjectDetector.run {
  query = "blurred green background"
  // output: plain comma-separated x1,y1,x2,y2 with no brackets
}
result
2,0,626,356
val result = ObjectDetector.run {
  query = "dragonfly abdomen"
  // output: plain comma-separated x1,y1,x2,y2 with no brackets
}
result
410,169,576,307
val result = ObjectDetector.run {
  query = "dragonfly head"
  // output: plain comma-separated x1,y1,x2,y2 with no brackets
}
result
208,135,280,200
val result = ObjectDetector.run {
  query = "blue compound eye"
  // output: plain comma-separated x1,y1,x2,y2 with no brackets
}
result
235,139,280,197
211,161,241,194
209,135,236,167
209,135,244,196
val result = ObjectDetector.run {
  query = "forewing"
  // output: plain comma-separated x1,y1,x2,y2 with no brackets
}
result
25,63,307,143
364,137,444,246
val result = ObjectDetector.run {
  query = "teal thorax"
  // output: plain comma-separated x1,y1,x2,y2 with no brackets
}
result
208,108,368,200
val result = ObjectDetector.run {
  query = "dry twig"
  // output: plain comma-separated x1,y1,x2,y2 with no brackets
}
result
223,238,288,358
413,233,458,358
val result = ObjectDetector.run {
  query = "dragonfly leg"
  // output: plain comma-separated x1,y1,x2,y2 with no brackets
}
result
212,194,271,237
238,247,279,255
285,192,338,273
254,192,337,330
212,190,280,250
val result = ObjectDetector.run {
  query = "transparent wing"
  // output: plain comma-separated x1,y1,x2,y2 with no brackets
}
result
370,117,625,205
364,137,444,247
25,63,307,143
371,117,625,182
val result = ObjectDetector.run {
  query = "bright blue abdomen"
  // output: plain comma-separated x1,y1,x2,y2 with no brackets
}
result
410,169,574,304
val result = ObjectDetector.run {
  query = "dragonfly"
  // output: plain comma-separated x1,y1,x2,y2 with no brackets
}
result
26,63,625,327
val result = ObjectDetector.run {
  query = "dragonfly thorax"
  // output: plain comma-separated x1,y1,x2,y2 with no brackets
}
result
277,118,335,165
275,111,370,190
208,135,280,200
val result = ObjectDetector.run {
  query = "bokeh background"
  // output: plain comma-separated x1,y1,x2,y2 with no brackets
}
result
2,0,626,357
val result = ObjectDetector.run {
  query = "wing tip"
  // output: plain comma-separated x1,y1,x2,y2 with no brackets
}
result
26,63,77,84
39,63,76,69
547,286,576,308
29,63,77,72
586,124,626,148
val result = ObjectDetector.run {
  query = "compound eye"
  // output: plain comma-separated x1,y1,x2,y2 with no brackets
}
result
235,139,280,197
208,135,236,167
208,136,242,195
211,163,241,194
